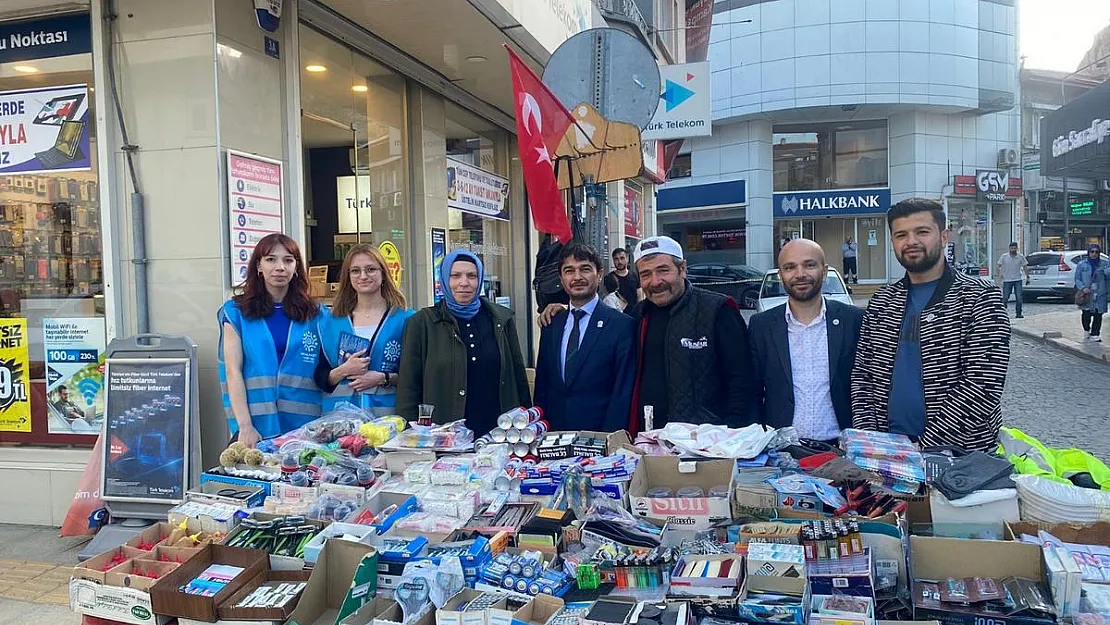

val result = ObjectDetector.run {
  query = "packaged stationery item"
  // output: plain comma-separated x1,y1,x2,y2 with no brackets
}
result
182,564,245,597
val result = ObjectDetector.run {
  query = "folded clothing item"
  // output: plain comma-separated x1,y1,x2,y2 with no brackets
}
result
933,451,1015,501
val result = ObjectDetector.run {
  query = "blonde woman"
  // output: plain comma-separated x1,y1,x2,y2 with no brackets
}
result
316,244,413,415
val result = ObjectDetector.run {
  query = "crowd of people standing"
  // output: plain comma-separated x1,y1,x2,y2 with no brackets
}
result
218,197,1020,454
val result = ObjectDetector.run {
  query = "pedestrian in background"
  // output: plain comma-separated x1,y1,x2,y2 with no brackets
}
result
218,233,326,448
749,239,863,444
602,247,639,313
1074,244,1110,343
996,242,1029,319
842,237,858,284
852,198,1009,452
396,251,530,436
317,244,414,415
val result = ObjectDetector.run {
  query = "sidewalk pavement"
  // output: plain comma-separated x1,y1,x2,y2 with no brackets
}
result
1011,310,1110,363
0,524,88,623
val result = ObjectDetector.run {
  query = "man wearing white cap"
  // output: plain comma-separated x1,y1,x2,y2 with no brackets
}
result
626,236,756,434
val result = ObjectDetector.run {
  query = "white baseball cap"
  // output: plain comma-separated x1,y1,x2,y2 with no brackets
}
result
633,236,684,263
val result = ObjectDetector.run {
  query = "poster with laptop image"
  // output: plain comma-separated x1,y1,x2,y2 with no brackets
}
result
0,83,90,175
102,358,189,503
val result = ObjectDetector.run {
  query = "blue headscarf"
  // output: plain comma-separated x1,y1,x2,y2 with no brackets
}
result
1089,245,1103,271
441,250,484,320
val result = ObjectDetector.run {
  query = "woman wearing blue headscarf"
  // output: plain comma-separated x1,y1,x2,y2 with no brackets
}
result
396,250,531,436
1075,244,1110,342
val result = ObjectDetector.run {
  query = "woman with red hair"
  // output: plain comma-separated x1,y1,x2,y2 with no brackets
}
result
218,234,326,447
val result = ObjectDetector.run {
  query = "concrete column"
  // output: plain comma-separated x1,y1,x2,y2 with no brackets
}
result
745,120,774,270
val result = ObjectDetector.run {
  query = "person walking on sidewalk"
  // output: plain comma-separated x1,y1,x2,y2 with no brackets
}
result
996,242,1029,319
1074,244,1110,343
842,237,858,284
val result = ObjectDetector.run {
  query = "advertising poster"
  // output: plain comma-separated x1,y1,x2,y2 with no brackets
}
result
0,84,91,175
447,157,510,221
0,318,31,432
431,228,446,303
102,359,189,502
43,318,106,435
624,184,643,238
379,240,403,285
227,150,283,284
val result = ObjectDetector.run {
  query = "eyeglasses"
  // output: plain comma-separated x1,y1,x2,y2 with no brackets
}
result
350,266,382,277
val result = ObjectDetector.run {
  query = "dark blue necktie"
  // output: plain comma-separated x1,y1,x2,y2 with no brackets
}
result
564,309,587,379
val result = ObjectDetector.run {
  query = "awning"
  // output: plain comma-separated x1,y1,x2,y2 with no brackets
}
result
1040,79,1110,179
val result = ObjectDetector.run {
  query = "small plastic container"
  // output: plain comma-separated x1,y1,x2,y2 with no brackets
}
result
709,485,730,499
676,486,705,498
646,487,673,498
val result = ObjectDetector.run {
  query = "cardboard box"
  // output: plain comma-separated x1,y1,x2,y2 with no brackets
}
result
747,542,805,578
338,596,399,625
512,594,566,625
215,568,311,622
810,594,874,625
75,547,135,584
808,548,874,598
1043,546,1081,617
124,523,175,551
284,539,380,625
1007,521,1110,546
221,513,330,571
149,544,268,622
734,578,809,624
909,536,1054,625
436,588,515,625
303,523,378,566
534,431,631,460
628,456,733,530
670,554,744,594
70,578,171,625
380,450,436,473
106,560,181,592
200,471,276,497
929,490,1019,530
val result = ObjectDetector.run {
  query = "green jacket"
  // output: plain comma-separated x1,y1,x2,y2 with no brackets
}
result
396,298,531,423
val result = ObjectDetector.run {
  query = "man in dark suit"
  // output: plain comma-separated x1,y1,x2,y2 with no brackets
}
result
749,239,863,443
534,242,636,432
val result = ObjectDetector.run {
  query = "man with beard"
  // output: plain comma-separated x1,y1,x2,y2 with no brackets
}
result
534,243,636,432
602,248,639,313
749,239,863,444
626,236,756,433
852,198,1010,452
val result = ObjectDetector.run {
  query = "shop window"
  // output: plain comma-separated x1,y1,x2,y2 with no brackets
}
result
0,14,103,443
668,153,692,179
445,102,513,305
773,120,888,192
299,24,412,297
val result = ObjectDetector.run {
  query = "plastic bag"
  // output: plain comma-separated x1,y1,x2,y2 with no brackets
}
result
396,419,474,449
270,405,372,448
61,435,108,537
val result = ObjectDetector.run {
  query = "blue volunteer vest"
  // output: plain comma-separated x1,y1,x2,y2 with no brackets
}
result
317,307,414,415
218,300,325,439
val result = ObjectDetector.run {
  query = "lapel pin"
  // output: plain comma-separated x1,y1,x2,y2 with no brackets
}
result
832,319,840,326
597,320,604,328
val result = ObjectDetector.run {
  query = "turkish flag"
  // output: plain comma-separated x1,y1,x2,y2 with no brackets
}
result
506,46,574,242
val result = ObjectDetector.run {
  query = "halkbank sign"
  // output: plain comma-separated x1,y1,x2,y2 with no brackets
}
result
774,188,891,218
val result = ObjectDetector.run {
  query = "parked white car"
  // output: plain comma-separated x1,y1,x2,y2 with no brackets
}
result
1024,250,1109,301
756,268,856,313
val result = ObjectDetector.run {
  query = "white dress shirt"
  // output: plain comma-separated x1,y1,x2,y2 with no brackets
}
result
560,294,599,380
785,300,840,441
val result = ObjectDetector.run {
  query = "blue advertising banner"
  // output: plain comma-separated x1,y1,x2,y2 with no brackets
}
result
773,188,891,218
0,14,92,64
0,84,91,175
431,227,446,303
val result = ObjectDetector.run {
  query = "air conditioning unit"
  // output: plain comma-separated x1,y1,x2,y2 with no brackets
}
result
1100,180,1110,192
997,148,1018,168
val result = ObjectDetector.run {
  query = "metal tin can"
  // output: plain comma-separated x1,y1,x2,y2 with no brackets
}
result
511,410,536,429
505,428,522,444
493,473,511,491
490,427,507,443
496,411,517,430
513,442,531,457
518,420,549,444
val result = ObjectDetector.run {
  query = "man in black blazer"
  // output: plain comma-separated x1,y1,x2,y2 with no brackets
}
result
749,239,863,443
534,243,636,432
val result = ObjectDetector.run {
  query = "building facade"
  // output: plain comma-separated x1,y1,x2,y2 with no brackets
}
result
0,0,613,525
1020,68,1107,252
658,0,1022,282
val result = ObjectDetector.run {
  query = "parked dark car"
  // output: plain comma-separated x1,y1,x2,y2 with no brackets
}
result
687,263,765,309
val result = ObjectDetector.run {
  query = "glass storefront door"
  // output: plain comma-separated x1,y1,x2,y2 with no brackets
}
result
774,217,887,282
855,216,886,282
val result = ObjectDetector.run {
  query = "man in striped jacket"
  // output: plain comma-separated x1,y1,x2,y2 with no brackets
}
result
852,198,1010,452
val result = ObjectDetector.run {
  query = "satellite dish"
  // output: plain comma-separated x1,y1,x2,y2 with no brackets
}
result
543,28,661,131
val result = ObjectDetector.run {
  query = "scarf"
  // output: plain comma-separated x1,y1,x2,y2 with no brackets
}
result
1089,247,1102,272
441,250,484,320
